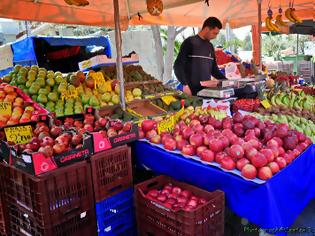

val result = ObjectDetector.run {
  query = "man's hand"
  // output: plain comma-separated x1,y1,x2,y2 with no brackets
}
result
200,80,220,88
183,85,192,96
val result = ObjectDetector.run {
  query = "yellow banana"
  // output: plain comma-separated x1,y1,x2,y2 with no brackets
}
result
265,16,280,32
290,8,303,23
275,14,288,26
285,8,296,23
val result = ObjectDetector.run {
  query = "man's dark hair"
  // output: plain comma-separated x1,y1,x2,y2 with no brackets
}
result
202,17,223,30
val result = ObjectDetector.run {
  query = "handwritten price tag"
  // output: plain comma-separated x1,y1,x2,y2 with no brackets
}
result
161,96,177,105
157,116,174,134
0,102,12,115
61,87,79,101
261,100,271,109
4,125,33,144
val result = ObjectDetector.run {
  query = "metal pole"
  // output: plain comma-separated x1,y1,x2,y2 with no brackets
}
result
113,0,126,110
257,0,262,70
296,34,299,75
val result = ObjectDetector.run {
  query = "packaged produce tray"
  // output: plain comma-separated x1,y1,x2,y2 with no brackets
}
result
90,145,132,202
135,175,225,236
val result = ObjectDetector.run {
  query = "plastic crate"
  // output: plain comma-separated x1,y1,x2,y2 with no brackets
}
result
135,175,225,236
1,161,95,228
96,188,136,235
9,204,96,236
0,164,9,236
90,145,133,202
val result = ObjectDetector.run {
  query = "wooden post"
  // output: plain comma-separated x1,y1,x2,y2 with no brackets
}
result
257,0,262,70
113,0,126,110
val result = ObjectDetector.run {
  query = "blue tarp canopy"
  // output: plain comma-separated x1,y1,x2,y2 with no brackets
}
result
2,35,111,73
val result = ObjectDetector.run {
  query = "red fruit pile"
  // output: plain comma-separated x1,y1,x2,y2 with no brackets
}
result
141,112,312,181
145,183,208,211
56,114,132,138
232,99,261,112
14,122,84,157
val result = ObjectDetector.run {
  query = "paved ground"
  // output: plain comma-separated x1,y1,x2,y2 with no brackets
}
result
291,200,315,236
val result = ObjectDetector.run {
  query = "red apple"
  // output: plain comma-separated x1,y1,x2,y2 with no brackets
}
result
268,162,280,174
161,133,173,145
189,133,204,147
146,130,158,140
236,158,250,171
233,123,244,137
270,146,280,158
182,144,195,156
248,139,260,150
251,153,268,168
221,157,236,170
275,157,287,169
164,138,176,151
267,139,279,148
42,136,54,147
150,135,161,144
53,143,66,154
278,147,285,156
245,147,258,160
229,145,244,159
204,124,215,133
176,139,188,151
209,139,224,153
219,136,230,148
182,127,194,140
196,146,208,157
180,190,192,199
258,166,273,180
215,152,228,164
275,124,289,138
200,149,214,162
233,112,243,123
141,120,157,133
241,164,257,179
273,137,283,147
192,124,204,132
260,149,274,162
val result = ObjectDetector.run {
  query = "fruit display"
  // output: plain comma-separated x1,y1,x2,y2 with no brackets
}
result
12,122,85,157
136,83,175,98
140,110,312,181
284,4,302,23
232,99,261,112
293,85,315,96
99,106,138,122
269,72,297,86
145,183,208,211
266,82,314,113
101,65,157,83
0,84,47,127
54,113,134,137
254,108,315,142
151,95,202,112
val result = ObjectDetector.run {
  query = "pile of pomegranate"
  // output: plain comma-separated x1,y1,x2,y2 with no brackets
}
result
140,112,312,181
145,183,207,211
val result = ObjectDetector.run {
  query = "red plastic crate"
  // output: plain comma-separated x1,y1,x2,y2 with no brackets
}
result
8,204,96,236
0,164,9,236
135,175,225,236
1,160,95,228
89,145,132,202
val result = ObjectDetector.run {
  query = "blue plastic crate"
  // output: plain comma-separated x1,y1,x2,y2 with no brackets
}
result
96,188,136,235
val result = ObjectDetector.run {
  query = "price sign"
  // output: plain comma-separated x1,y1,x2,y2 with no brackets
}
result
161,96,177,105
81,60,92,70
103,81,112,92
0,102,12,115
91,72,107,90
173,106,185,123
61,87,79,101
261,100,271,109
157,116,174,134
4,125,33,144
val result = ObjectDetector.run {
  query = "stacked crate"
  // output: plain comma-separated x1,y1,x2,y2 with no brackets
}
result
89,145,136,235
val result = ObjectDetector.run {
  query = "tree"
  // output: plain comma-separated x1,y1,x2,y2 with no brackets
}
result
242,33,252,51
151,26,186,83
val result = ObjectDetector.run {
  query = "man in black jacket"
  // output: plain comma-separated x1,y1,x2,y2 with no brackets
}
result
174,17,227,96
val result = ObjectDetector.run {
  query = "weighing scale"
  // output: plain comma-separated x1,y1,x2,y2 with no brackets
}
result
197,77,265,99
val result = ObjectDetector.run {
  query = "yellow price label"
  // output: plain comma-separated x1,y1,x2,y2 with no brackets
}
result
157,116,174,134
81,60,92,69
261,100,271,109
61,87,79,101
0,102,12,115
161,96,177,105
4,125,33,144
173,106,185,123
103,81,112,92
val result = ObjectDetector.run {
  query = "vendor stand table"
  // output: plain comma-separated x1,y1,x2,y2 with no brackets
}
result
133,141,315,235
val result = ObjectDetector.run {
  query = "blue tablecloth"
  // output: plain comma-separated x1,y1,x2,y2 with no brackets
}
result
133,142,315,234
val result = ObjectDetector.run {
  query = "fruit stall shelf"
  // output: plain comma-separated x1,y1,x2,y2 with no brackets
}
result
133,141,315,232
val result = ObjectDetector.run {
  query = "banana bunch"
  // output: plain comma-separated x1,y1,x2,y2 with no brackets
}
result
285,1,302,23
265,8,280,32
269,92,315,113
64,0,89,6
275,8,288,27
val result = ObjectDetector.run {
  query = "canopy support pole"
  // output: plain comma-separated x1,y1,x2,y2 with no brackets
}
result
113,0,126,110
296,34,299,75
257,0,262,70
